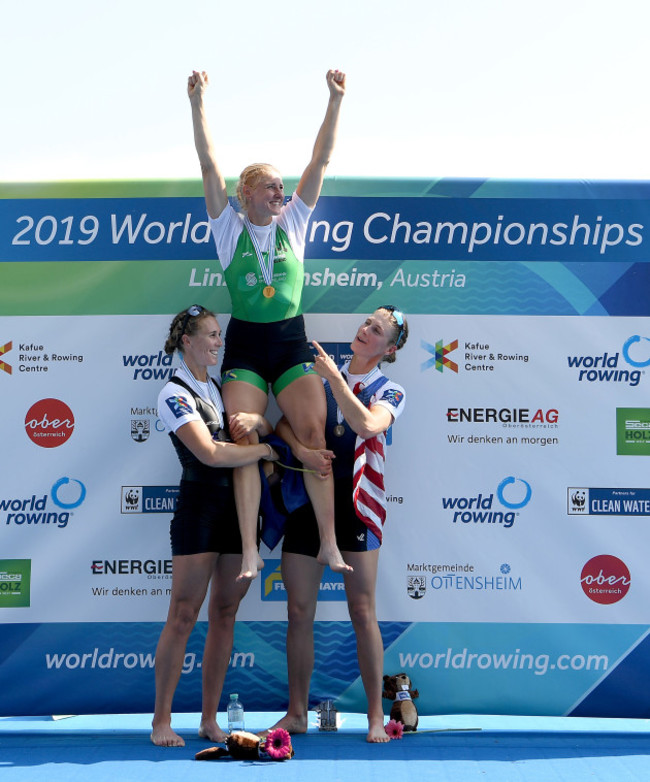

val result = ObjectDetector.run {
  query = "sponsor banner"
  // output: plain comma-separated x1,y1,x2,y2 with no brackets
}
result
120,486,179,514
5,178,650,718
0,560,31,607
3,180,650,317
1,477,87,530
2,195,650,264
2,620,649,718
616,408,650,455
261,560,346,603
568,488,650,516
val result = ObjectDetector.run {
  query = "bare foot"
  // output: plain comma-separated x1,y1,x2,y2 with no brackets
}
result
259,712,309,737
237,551,264,582
366,718,390,743
317,543,353,574
198,719,228,743
151,723,185,747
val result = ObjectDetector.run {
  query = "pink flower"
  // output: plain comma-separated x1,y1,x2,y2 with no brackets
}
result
263,728,293,760
385,719,404,739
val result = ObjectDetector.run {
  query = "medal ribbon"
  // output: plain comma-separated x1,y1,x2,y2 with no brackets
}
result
179,357,225,430
244,216,277,287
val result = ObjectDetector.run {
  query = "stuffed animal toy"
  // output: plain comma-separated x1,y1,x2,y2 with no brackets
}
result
195,729,294,761
382,673,419,731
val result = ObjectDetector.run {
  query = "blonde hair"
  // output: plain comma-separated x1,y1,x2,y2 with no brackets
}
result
236,163,280,211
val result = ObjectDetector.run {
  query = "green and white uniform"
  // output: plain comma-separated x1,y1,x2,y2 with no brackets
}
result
208,194,317,392
223,222,303,322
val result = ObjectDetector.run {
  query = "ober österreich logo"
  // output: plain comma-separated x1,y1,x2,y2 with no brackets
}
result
24,398,75,447
581,555,630,605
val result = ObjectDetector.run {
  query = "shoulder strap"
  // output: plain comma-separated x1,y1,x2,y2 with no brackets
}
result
168,375,222,397
167,375,228,439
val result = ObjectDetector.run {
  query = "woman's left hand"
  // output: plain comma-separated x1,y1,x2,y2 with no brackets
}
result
228,412,263,442
326,69,346,98
311,340,340,382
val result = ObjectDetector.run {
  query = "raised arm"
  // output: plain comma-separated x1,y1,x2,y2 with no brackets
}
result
295,69,346,209
187,70,229,219
311,341,393,440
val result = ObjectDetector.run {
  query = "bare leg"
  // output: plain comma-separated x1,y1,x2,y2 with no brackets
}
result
222,381,268,582
342,550,389,743
199,553,251,741
151,553,217,746
277,374,351,573
265,552,324,735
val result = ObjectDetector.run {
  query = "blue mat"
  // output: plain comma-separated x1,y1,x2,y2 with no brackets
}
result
2,712,650,782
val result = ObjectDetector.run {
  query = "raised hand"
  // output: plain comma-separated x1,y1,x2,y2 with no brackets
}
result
311,340,341,382
187,70,209,100
326,69,346,98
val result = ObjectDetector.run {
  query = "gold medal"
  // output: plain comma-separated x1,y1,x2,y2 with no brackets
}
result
263,285,276,298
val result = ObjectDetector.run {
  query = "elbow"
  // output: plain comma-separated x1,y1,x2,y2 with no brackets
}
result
356,425,378,441
200,159,217,177
356,418,390,441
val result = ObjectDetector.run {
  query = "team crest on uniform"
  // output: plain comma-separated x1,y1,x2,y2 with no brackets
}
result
245,272,258,287
165,394,193,419
301,362,315,374
381,389,404,408
131,418,150,443
407,576,426,599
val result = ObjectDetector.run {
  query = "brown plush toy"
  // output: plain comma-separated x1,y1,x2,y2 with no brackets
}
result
195,731,262,761
382,673,419,731
195,729,294,761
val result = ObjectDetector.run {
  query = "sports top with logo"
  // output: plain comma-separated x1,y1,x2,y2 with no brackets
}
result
208,194,312,324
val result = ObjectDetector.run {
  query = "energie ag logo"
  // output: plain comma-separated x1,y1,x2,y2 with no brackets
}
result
421,338,458,373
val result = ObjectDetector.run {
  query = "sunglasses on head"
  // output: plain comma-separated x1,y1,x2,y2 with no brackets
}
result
180,304,205,336
380,305,405,345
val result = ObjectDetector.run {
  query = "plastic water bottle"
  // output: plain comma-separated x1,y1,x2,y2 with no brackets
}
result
227,693,245,732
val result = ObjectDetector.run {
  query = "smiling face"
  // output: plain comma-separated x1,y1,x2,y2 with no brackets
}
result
181,315,222,370
351,309,397,363
243,167,284,224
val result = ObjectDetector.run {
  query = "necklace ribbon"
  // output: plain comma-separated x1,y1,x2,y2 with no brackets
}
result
179,357,225,430
244,216,277,288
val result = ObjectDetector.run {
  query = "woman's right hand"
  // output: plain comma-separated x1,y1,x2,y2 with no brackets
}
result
299,447,335,478
187,70,208,100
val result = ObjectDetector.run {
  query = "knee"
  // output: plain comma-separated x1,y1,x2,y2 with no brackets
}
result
347,599,375,630
210,602,239,629
167,601,200,637
287,599,317,628
299,424,326,450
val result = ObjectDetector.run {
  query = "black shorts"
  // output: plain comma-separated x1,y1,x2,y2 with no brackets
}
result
282,476,381,556
170,480,242,556
222,315,315,387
